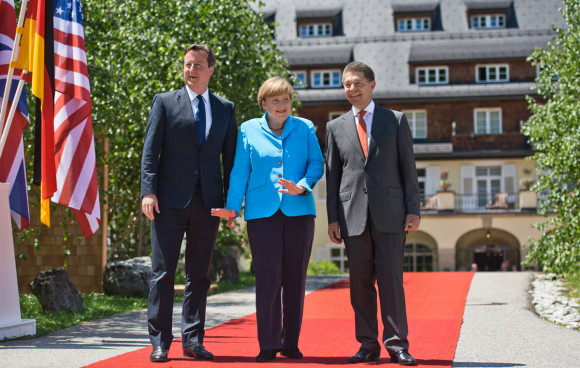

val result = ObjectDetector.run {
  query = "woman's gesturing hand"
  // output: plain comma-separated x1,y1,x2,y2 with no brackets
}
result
210,208,238,228
278,178,306,195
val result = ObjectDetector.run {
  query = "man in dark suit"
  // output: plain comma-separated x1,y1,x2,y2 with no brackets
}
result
326,61,421,366
141,44,237,362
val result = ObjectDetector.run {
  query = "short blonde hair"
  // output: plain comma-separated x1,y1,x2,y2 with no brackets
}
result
257,77,294,111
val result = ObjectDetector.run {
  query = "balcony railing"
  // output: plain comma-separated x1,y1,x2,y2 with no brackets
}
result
420,191,546,213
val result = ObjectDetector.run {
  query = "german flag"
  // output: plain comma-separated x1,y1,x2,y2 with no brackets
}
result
14,0,56,226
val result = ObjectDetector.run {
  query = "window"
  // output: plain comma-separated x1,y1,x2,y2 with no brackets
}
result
292,71,307,89
476,166,502,207
471,14,506,29
299,23,332,37
329,111,346,121
476,64,509,83
403,110,427,138
416,67,448,85
311,70,341,88
398,17,431,32
474,108,502,134
417,168,426,203
404,243,436,272
329,245,348,273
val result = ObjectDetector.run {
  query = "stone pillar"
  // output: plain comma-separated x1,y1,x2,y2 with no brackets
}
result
437,191,455,211
0,183,35,339
519,190,537,211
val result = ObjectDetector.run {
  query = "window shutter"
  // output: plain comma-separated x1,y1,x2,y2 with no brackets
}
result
426,166,440,196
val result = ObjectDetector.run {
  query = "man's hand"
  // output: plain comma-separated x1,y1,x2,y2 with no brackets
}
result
142,194,160,220
328,221,342,244
404,214,421,231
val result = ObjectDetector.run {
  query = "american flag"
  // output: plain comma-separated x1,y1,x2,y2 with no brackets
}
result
0,0,31,230
52,0,100,238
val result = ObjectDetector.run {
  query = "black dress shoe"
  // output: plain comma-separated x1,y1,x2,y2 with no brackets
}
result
281,347,303,359
390,350,417,366
150,344,168,362
348,348,380,363
183,344,214,360
256,349,277,362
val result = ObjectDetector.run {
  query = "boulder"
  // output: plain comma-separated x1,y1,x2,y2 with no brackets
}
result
29,267,83,313
209,248,239,284
103,256,151,298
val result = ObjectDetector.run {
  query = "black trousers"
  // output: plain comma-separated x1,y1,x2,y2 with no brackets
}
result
343,214,409,356
147,189,219,349
247,210,315,351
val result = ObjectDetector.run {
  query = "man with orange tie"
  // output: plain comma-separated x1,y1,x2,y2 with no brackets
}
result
325,61,421,366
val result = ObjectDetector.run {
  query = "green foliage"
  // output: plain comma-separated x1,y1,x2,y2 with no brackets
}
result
15,293,148,339
307,260,342,275
522,0,580,276
16,0,292,260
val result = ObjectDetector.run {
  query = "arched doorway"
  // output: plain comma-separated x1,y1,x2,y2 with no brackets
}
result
405,231,438,271
455,228,520,271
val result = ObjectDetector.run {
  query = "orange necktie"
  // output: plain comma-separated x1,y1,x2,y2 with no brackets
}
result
357,110,368,157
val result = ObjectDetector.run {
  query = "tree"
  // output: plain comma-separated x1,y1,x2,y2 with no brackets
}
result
523,0,580,276
19,0,291,260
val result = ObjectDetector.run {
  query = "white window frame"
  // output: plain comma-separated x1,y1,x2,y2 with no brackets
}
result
398,17,431,32
416,66,448,85
299,23,333,37
292,70,307,89
328,244,348,273
474,108,502,135
470,14,506,29
476,64,509,83
310,70,342,88
403,110,427,139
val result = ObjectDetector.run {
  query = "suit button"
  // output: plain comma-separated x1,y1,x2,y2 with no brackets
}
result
363,188,367,193
278,161,282,165
194,170,199,175
278,148,282,152
278,174,283,178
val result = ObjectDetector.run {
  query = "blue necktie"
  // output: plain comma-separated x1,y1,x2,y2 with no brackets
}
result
195,94,206,145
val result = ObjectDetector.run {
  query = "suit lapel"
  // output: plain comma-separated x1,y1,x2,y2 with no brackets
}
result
366,107,387,165
205,92,224,150
340,112,365,162
178,87,201,149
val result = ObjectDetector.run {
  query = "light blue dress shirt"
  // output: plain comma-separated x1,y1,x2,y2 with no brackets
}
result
225,113,324,221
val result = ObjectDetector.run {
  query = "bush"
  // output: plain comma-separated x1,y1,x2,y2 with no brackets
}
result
307,261,342,275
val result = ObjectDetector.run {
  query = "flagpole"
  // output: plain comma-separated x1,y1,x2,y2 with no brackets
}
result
0,77,27,158
0,0,30,149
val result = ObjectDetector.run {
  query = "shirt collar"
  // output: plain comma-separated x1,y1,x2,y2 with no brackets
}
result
352,100,375,117
186,85,210,103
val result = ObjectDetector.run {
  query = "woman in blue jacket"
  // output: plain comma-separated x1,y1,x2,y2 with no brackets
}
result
212,77,324,362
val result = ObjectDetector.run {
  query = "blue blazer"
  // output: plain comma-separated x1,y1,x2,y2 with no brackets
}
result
226,114,324,221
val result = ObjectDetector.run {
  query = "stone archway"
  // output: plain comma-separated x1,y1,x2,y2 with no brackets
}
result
405,231,439,272
455,228,521,271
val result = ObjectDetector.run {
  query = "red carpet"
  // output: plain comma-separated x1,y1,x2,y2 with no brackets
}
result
85,272,474,367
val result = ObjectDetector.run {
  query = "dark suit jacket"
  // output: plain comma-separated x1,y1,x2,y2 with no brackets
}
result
326,105,420,237
141,87,238,210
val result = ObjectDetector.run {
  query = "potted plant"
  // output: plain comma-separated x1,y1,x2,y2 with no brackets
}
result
520,168,535,190
439,170,451,191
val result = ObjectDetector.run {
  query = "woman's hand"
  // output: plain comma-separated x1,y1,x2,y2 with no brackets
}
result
278,178,306,195
210,208,238,228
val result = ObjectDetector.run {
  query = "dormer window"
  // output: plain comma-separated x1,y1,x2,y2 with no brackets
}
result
311,70,342,88
471,14,505,29
296,8,343,38
398,17,431,32
299,23,332,37
476,64,509,83
416,66,448,85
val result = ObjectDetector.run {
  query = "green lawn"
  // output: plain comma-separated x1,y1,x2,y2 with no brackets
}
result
6,271,256,342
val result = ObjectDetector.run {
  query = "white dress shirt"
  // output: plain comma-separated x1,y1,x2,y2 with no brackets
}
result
352,100,375,149
186,86,212,139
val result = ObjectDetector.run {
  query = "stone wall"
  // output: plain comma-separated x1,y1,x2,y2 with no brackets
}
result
13,203,105,294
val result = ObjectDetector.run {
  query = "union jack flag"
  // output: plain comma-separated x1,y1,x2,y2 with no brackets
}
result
0,0,30,230
52,0,100,238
